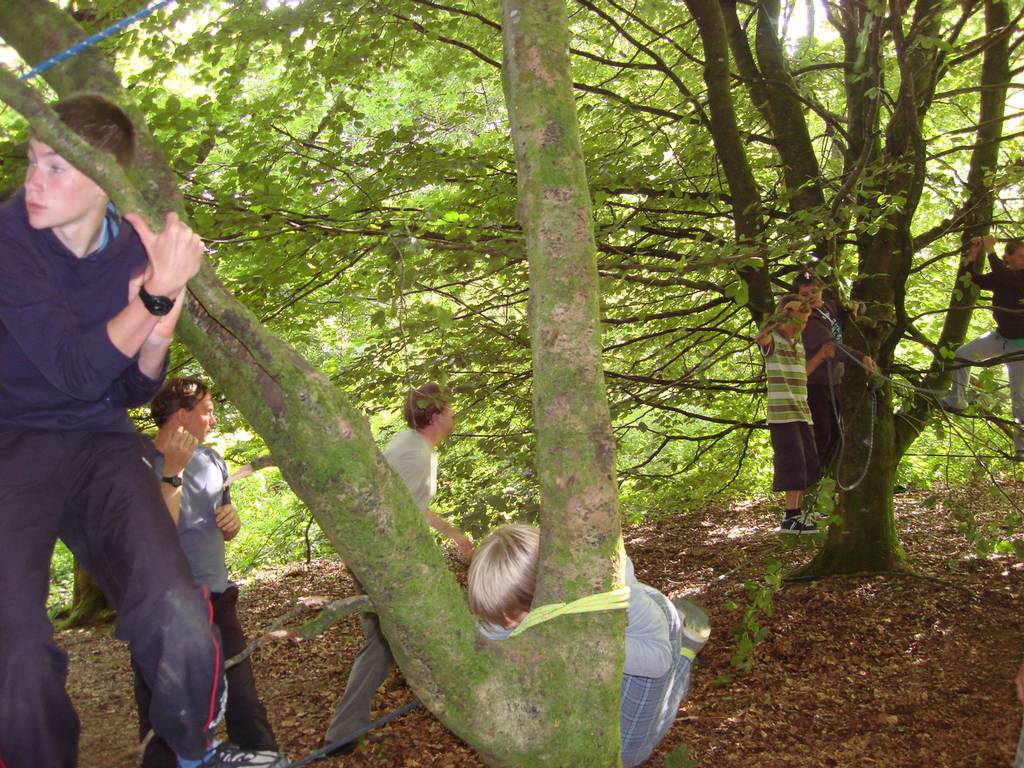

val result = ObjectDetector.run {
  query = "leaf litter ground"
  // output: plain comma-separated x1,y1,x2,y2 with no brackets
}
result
69,480,1024,767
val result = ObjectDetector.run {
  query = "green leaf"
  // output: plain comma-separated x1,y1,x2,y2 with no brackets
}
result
730,280,749,308
664,745,700,768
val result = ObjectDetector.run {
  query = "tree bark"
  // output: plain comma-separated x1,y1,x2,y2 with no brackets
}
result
752,0,826,215
802,0,1009,577
795,381,907,577
57,561,113,629
682,0,772,322
501,0,625,759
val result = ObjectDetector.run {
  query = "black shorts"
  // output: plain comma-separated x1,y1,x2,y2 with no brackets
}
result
769,421,820,491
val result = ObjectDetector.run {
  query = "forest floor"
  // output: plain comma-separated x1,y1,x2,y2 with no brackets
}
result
69,479,1024,768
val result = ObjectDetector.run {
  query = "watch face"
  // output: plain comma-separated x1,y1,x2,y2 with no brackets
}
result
162,475,183,487
140,287,175,316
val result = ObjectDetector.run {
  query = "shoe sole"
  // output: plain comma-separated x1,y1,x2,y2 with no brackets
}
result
672,598,711,642
670,597,710,656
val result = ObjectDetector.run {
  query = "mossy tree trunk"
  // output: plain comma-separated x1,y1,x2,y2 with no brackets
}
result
799,0,942,577
501,0,625,759
58,560,112,629
0,0,623,763
798,377,906,576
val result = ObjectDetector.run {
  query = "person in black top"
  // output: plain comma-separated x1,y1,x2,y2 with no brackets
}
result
792,270,876,468
941,236,1024,458
0,95,274,768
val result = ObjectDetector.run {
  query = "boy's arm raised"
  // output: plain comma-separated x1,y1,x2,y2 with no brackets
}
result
755,321,776,349
106,212,202,378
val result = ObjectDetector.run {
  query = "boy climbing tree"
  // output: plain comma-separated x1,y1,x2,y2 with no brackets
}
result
0,94,273,768
941,235,1024,459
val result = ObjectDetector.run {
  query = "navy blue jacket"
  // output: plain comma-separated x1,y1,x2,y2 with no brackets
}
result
0,189,165,431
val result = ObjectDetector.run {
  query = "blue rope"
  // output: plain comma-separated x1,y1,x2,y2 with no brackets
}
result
19,0,175,81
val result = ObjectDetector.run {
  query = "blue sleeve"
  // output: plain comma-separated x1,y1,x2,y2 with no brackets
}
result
107,356,167,408
0,236,136,402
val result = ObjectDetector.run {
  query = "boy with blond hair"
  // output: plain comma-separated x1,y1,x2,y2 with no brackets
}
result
757,294,835,534
468,525,698,768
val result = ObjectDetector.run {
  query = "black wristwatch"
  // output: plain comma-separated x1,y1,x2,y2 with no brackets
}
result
139,285,175,316
161,475,183,488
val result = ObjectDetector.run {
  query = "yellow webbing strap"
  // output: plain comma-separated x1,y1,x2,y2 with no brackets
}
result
506,587,631,638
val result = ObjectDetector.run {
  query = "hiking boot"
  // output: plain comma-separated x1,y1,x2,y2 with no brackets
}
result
196,745,290,767
779,515,819,535
671,597,711,656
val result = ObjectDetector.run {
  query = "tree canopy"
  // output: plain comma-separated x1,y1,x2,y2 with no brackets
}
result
4,1,1021,538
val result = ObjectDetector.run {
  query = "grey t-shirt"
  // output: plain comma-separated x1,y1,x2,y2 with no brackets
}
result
155,444,232,593
383,428,437,512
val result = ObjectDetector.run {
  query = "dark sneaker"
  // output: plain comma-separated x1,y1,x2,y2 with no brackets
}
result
198,746,290,767
779,515,819,535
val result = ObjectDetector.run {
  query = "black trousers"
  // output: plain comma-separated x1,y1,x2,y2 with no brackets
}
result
769,421,820,492
0,431,226,768
133,586,279,767
807,381,841,468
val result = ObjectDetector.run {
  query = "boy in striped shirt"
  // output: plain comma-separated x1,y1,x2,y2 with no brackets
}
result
757,295,835,534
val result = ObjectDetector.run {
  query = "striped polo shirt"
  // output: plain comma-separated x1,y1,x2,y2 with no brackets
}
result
763,331,813,424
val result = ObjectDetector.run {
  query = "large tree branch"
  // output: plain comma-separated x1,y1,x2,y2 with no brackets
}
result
682,0,772,323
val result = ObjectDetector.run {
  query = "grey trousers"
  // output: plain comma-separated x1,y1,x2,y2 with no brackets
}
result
324,583,394,745
947,331,1024,452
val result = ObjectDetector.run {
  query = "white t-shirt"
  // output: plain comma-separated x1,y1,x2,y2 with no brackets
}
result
382,428,437,512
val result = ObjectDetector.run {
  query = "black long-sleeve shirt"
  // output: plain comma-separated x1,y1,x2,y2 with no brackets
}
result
0,189,165,431
967,253,1024,339
802,298,871,385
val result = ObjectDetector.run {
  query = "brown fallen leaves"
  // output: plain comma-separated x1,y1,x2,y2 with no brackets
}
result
69,481,1024,767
